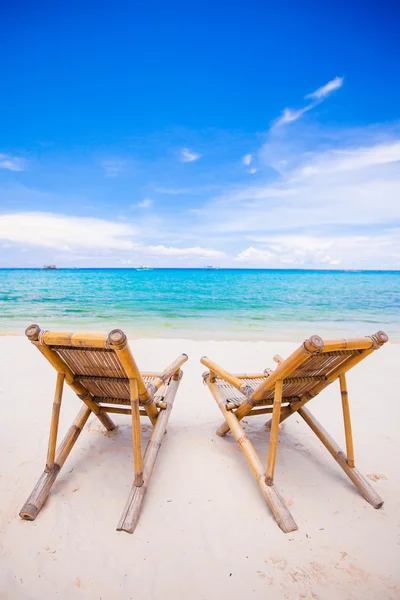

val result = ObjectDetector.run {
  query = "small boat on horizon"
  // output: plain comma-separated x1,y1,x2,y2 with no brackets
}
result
136,266,153,271
42,265,58,270
204,265,220,270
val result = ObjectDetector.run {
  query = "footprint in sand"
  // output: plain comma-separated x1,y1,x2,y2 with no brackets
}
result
367,473,387,482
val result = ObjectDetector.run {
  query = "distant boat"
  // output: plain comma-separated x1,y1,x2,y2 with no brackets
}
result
136,266,153,271
204,265,219,270
42,265,57,270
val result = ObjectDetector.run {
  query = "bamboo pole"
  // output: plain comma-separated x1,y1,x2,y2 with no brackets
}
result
265,380,283,485
130,379,144,487
109,332,187,395
46,373,65,468
201,357,255,398
25,325,115,432
321,331,388,353
298,407,383,509
106,329,159,425
215,335,324,437
226,405,275,414
249,407,275,415
203,375,297,533
20,405,91,521
339,373,355,467
150,354,189,390
41,331,108,348
117,373,183,534
265,407,291,430
231,373,270,380
99,406,149,416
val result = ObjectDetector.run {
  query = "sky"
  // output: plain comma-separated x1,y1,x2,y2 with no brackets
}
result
1,0,400,269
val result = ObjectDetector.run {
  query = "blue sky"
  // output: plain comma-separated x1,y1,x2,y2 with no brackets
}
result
1,0,400,268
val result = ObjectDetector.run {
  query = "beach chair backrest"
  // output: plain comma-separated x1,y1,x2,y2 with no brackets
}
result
252,331,388,405
25,325,152,408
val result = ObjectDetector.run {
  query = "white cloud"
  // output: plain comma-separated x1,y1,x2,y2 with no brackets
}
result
306,76,344,100
194,129,400,269
248,168,258,175
180,148,201,163
0,212,227,265
242,154,252,166
137,245,225,258
275,106,313,126
136,198,153,208
294,141,400,179
235,247,275,263
234,231,400,269
0,213,136,250
274,76,344,127
235,238,340,267
0,154,25,171
101,160,125,177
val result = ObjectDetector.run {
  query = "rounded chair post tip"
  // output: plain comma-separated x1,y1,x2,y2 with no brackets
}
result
25,324,41,341
19,503,39,520
373,330,389,346
107,328,127,349
304,335,324,353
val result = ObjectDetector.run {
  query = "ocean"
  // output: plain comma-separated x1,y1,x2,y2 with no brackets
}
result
0,268,399,340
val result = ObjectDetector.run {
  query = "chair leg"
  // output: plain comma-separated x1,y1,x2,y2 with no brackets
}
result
298,406,383,509
46,373,65,468
20,405,92,521
206,378,297,533
339,373,355,467
265,380,283,485
130,379,144,487
117,372,182,534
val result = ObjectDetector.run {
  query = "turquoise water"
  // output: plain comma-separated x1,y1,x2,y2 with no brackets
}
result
0,269,399,340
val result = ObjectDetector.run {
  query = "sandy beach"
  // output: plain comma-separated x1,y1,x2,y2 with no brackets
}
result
1,335,399,599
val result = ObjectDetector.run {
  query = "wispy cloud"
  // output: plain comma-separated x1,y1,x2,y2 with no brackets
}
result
180,148,201,163
275,106,314,126
155,187,193,195
242,154,252,166
306,76,344,100
294,140,400,179
136,198,153,208
274,76,344,126
101,159,125,177
0,154,25,171
136,245,225,258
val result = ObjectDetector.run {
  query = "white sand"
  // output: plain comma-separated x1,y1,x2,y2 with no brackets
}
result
1,336,399,599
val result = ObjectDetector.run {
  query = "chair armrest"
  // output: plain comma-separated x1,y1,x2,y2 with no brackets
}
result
201,356,254,399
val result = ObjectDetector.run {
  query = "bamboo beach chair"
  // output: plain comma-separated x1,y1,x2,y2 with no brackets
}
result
201,331,388,533
20,324,188,533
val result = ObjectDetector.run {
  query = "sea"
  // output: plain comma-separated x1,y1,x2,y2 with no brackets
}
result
0,268,399,341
